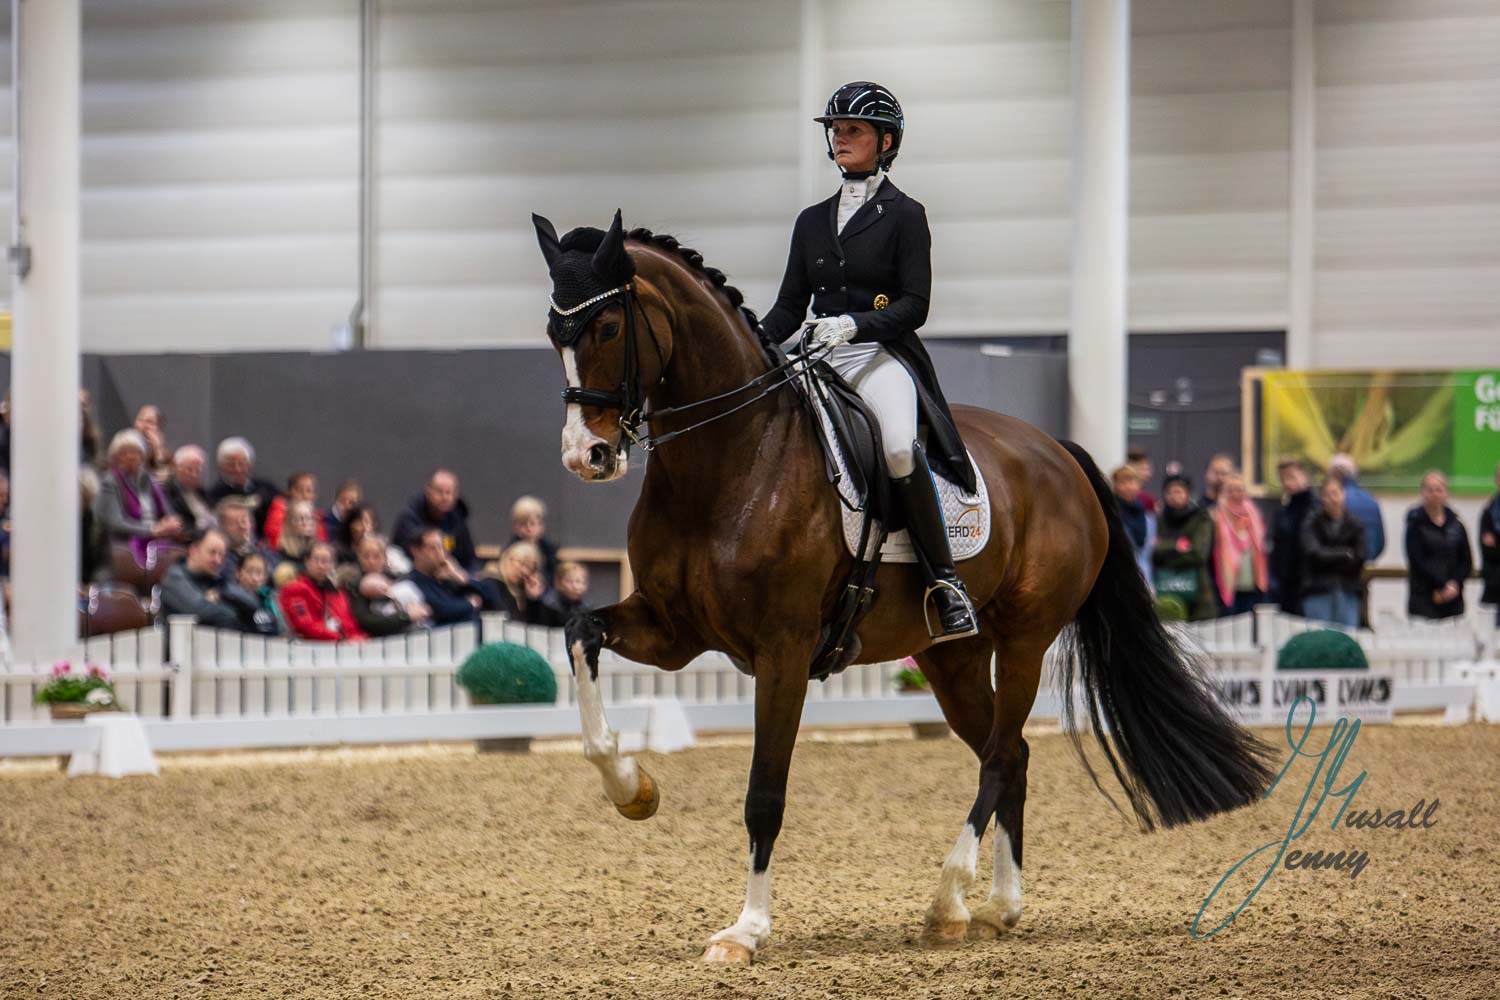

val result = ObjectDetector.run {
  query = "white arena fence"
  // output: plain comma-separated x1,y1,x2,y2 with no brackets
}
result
1,607,1496,758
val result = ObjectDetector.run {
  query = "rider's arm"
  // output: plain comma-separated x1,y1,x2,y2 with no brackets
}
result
844,199,931,343
759,210,816,343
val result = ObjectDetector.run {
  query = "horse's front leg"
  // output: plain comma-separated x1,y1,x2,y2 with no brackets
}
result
703,638,813,966
566,593,700,821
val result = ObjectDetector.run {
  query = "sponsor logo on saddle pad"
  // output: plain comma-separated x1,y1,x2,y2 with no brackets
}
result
1192,697,1441,940
948,507,984,541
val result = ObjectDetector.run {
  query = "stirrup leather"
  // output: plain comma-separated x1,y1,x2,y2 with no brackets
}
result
921,578,979,642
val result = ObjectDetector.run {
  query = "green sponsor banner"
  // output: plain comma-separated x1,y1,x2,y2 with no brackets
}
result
1262,370,1496,494
1454,370,1500,493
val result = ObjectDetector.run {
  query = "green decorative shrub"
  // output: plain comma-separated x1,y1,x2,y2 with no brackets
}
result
1154,595,1189,622
456,643,559,704
1277,629,1369,671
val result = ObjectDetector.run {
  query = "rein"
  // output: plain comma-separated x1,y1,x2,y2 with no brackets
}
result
557,284,827,455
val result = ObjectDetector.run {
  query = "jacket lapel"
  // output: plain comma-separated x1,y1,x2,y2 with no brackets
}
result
839,178,900,242
824,191,844,255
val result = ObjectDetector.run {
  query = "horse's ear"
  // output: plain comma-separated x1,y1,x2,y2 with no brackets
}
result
591,209,629,280
532,213,562,268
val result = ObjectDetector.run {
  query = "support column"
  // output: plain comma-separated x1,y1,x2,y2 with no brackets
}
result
1067,0,1130,470
1286,0,1316,369
797,0,825,209
10,0,82,662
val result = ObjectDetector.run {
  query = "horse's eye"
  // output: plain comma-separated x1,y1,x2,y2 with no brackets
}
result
599,322,621,343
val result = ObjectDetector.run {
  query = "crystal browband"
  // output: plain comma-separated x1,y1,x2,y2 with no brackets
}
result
549,283,632,316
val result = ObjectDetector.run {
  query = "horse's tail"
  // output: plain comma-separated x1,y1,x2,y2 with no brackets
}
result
1056,439,1276,831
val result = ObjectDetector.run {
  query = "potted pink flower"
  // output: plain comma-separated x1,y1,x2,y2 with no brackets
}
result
35,663,120,721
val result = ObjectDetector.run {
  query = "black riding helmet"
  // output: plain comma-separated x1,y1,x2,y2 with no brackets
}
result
814,81,904,172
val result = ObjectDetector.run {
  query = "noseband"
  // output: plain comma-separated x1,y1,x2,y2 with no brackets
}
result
556,290,830,457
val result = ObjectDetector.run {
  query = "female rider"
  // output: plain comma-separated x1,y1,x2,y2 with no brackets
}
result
759,81,977,642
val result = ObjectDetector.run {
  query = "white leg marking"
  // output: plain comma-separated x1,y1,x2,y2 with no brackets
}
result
990,828,1023,923
971,827,1024,932
571,640,642,807
928,824,980,925
710,856,772,952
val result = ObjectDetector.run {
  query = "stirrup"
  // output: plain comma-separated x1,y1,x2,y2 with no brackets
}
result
922,578,979,643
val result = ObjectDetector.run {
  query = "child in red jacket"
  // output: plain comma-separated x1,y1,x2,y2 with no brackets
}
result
278,542,366,642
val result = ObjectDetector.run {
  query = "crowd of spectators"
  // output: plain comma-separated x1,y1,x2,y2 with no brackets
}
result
1114,448,1500,628
2,398,593,642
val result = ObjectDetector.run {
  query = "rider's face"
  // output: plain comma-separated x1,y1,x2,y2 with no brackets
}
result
828,120,889,173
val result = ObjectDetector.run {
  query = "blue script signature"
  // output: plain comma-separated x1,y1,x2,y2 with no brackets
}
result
1191,696,1368,939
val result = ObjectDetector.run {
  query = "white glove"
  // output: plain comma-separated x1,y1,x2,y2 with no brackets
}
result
810,314,857,349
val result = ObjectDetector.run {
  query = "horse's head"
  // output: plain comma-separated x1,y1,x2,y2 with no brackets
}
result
533,210,672,483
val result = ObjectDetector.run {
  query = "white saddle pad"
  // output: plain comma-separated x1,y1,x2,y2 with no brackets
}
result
806,381,990,563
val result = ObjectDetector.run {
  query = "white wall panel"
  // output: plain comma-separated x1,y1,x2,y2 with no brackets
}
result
37,0,360,352
823,0,1290,336
374,0,799,348
1313,0,1500,366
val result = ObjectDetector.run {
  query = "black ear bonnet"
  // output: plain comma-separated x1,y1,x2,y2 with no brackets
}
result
532,210,635,346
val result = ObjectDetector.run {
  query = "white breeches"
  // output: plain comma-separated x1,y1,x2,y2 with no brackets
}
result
825,343,918,478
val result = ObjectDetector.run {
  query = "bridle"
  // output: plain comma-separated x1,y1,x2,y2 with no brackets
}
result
555,284,830,456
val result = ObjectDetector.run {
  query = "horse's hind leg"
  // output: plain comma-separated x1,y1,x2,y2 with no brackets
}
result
912,630,1001,947
968,631,1050,939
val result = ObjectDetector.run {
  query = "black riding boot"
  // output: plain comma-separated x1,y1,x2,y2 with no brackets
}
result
891,442,978,642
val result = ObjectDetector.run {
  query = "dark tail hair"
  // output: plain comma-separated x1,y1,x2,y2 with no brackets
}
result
1056,440,1276,831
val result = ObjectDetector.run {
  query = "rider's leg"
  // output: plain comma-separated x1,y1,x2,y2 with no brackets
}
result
846,351,977,642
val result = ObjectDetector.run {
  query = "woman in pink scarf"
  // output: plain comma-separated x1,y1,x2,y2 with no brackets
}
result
1214,472,1269,614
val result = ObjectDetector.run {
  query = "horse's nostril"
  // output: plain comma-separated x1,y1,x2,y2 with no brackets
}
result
588,444,611,470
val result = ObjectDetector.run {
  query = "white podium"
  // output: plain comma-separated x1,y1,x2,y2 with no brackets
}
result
67,713,160,778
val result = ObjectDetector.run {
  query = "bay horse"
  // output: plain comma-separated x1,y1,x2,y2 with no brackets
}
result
532,211,1274,965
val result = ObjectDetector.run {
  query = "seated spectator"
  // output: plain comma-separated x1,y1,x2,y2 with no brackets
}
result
1212,473,1268,616
134,404,173,481
264,471,327,550
215,496,275,581
540,561,590,627
79,468,110,585
487,540,551,625
1481,460,1500,626
402,526,483,626
1300,477,1366,629
1269,457,1314,616
392,469,481,573
233,552,284,636
1405,470,1472,621
1152,474,1216,621
96,430,182,565
272,499,320,588
163,445,214,538
1126,448,1157,514
160,529,244,630
336,505,413,578
347,535,428,636
207,437,280,535
279,541,365,642
1327,453,1386,562
323,479,363,542
1111,464,1154,589
510,495,559,584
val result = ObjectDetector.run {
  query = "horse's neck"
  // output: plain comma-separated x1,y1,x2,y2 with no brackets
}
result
641,269,805,491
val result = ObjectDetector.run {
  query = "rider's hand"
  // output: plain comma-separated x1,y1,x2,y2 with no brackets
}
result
810,315,857,349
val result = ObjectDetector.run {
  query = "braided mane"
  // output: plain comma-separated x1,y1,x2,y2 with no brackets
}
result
625,228,758,326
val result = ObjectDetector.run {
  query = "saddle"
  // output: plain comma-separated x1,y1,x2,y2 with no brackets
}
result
762,337,990,681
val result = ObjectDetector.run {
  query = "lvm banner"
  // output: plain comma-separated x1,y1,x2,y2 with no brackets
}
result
1260,370,1500,494
1210,671,1395,725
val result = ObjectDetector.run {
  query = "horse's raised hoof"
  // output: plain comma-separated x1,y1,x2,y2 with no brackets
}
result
920,916,969,949
614,767,660,821
702,939,753,965
969,900,1021,938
